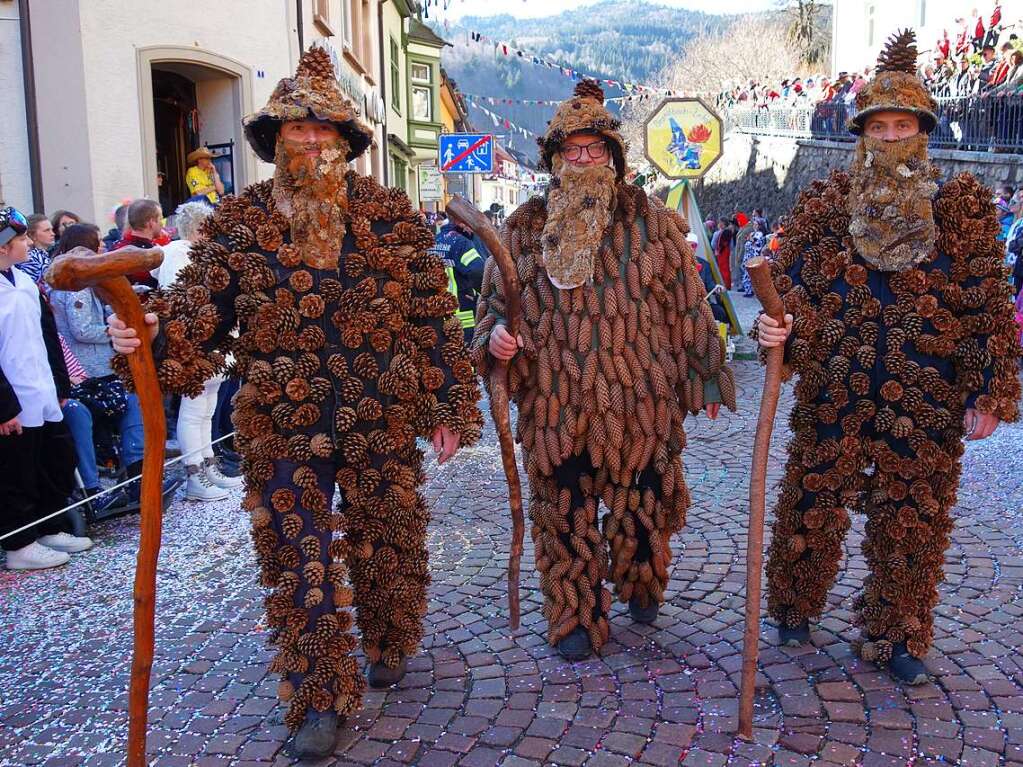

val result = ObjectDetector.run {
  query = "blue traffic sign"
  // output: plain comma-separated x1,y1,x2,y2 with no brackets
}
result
439,133,494,173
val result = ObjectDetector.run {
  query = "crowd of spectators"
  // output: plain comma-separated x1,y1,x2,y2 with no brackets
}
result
715,10,1023,149
0,196,242,571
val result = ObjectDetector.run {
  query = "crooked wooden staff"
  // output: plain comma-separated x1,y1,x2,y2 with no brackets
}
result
738,256,787,741
47,246,166,767
446,197,525,629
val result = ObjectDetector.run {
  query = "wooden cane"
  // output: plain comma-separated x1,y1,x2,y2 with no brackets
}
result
738,256,787,741
446,197,525,630
46,246,166,767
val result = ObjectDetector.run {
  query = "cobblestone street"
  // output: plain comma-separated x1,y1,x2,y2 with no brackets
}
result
2,351,1023,767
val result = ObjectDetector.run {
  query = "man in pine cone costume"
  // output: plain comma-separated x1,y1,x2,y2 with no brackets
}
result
757,30,1020,684
471,80,736,661
109,48,482,757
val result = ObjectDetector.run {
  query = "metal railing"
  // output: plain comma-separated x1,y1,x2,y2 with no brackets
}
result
722,94,1023,152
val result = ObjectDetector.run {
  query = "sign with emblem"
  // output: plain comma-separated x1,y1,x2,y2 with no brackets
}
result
439,133,494,173
643,98,723,180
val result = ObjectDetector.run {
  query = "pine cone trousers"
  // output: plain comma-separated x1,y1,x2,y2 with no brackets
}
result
528,449,689,652
766,414,962,660
248,440,430,730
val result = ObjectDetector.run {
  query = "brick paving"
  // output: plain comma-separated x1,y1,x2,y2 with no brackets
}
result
2,350,1023,766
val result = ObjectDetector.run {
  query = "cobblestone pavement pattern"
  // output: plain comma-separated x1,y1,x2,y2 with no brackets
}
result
2,327,1022,766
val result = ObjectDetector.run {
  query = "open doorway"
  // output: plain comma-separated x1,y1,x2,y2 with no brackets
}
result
152,68,196,214
147,59,245,214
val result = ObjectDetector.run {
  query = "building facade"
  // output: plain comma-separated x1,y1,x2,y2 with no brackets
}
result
1,0,414,225
405,19,447,212
831,0,1000,77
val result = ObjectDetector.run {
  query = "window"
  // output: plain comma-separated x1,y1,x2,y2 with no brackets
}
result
866,3,875,47
341,0,353,48
410,62,433,122
919,0,926,26
314,0,333,35
411,63,430,83
412,86,432,121
390,38,401,112
391,156,407,191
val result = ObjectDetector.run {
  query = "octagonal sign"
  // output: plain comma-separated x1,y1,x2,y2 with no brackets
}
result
644,97,723,180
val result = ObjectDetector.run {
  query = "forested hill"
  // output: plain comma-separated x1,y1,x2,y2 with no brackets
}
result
432,0,732,165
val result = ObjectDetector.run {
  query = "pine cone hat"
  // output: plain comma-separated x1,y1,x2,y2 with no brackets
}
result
849,29,938,135
243,46,373,162
537,79,628,180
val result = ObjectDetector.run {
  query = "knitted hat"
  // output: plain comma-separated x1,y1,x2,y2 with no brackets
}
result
537,80,628,180
243,47,373,163
849,29,938,135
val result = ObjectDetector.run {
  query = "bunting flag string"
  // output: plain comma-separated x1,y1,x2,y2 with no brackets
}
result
461,92,671,106
464,97,542,139
452,27,679,96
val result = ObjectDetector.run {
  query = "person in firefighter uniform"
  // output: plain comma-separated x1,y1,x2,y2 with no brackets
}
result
432,213,484,342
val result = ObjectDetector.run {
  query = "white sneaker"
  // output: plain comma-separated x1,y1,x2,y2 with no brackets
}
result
184,468,230,501
204,459,244,490
6,541,71,570
37,532,95,554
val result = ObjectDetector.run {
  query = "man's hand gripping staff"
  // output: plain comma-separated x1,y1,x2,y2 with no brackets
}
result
447,196,526,631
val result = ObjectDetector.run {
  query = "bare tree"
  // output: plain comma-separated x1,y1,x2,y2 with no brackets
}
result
780,0,830,67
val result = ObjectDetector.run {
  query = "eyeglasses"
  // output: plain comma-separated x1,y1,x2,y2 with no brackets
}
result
561,140,609,162
0,207,27,246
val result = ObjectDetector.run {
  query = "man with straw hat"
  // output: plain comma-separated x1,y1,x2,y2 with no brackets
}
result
108,47,482,756
185,146,224,204
471,80,736,661
756,30,1020,684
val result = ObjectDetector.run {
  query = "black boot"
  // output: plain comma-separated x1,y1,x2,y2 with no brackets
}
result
123,461,180,507
368,655,407,688
292,711,338,758
888,643,928,685
778,619,810,647
628,596,659,625
556,627,592,661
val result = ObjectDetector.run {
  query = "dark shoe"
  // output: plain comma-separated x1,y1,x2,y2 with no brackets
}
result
123,462,181,507
778,619,810,647
889,643,928,685
367,655,407,688
629,597,659,625
556,627,592,661
292,711,338,758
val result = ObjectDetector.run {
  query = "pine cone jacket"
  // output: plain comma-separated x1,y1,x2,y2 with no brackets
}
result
471,185,736,483
114,174,483,462
767,170,1020,426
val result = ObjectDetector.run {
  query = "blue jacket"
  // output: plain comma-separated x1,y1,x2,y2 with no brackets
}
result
432,223,484,329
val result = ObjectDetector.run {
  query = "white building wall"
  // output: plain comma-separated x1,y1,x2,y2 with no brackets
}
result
0,2,33,212
832,0,1020,77
27,0,293,223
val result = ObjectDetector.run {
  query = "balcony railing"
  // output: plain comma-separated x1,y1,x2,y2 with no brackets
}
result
721,95,1023,152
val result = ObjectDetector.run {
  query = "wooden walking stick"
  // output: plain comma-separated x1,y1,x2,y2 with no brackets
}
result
445,197,525,629
47,246,166,767
738,256,787,741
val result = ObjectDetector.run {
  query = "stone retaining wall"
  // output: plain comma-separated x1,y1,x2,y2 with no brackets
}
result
692,133,1023,224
